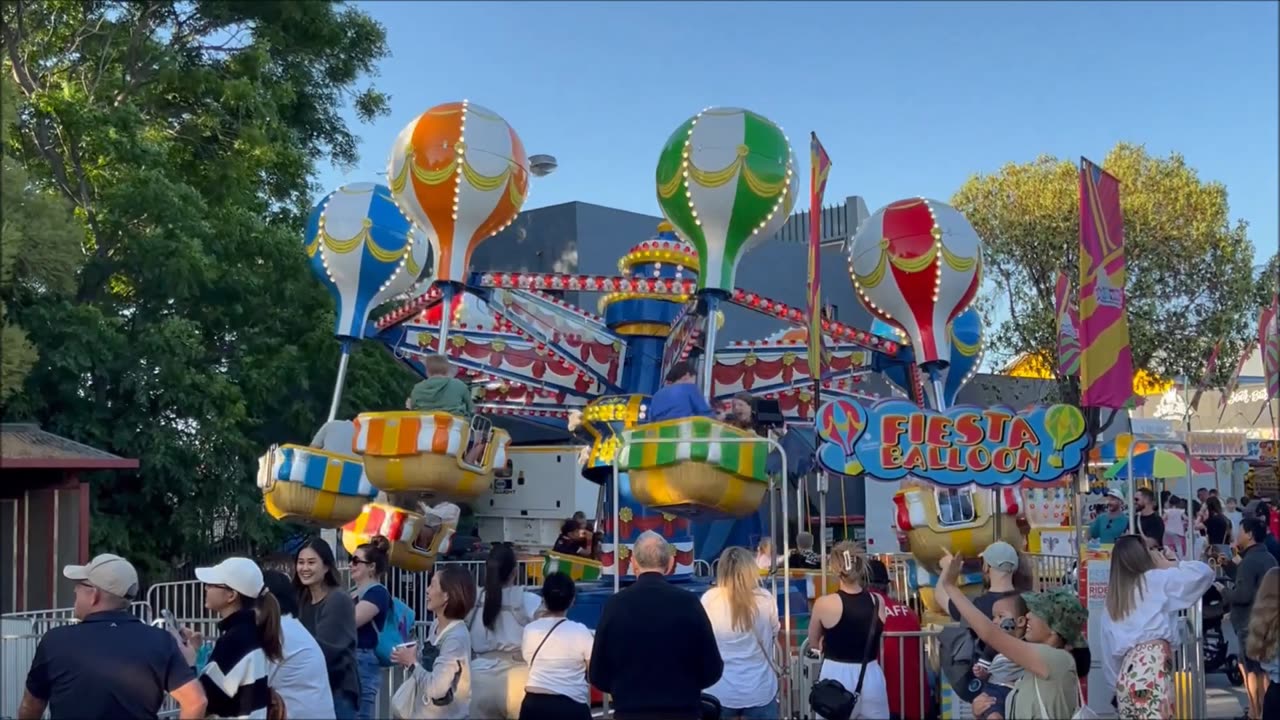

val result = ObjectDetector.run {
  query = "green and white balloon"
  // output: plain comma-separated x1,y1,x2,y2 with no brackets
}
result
655,108,797,293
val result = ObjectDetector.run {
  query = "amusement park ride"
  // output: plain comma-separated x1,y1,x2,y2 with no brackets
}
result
256,100,1093,627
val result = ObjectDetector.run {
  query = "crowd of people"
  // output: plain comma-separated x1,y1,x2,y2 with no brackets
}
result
17,492,1280,720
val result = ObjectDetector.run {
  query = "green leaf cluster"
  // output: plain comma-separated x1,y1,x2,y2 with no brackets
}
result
952,143,1262,404
1,0,409,580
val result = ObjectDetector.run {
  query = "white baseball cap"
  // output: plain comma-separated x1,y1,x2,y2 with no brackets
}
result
979,541,1020,573
64,554,139,599
196,557,265,599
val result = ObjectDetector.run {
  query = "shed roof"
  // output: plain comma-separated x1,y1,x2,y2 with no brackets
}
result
0,423,139,470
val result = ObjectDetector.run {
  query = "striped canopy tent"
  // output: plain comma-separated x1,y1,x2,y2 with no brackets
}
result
1089,434,1152,465
1103,449,1216,480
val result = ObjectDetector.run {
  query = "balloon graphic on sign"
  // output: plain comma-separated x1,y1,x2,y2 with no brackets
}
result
817,399,868,475
848,198,983,369
303,182,431,339
1044,404,1087,469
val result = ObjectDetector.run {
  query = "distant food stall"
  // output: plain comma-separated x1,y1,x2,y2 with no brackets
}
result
0,423,138,613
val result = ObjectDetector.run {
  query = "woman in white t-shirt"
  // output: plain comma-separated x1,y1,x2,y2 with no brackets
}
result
1100,534,1214,718
469,544,544,719
519,572,594,720
263,570,336,719
701,546,782,719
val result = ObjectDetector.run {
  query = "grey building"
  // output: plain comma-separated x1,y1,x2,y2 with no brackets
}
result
469,197,878,346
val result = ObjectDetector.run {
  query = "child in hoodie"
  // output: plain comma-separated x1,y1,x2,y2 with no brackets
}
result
409,354,475,418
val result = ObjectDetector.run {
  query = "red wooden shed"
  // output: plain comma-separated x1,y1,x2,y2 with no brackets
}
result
0,423,138,613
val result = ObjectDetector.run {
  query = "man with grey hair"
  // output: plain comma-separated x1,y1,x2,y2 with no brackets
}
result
590,531,722,719
19,554,207,719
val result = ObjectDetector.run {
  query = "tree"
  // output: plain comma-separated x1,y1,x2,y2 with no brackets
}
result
1,0,409,579
952,143,1259,407
0,76,84,402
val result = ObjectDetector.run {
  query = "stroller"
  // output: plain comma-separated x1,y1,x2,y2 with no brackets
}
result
1201,559,1245,686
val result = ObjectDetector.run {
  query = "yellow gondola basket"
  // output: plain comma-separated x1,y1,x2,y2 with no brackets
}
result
892,483,1023,572
258,444,377,528
341,502,452,573
618,417,770,518
353,411,511,501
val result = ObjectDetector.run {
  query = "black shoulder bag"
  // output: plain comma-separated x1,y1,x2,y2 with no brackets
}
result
809,593,882,720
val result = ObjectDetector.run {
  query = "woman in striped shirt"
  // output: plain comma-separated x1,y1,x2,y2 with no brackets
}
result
180,557,284,719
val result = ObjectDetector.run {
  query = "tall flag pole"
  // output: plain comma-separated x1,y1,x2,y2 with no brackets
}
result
1188,339,1222,412
807,132,832,413
1053,269,1081,377
1219,339,1256,423
1077,158,1136,409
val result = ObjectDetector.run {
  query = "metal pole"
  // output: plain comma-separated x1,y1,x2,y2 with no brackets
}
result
700,294,721,401
611,433,791,651
436,284,456,351
326,341,352,422
819,469,829,594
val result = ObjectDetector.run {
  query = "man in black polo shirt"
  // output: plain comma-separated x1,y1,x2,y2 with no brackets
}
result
1135,487,1165,548
18,554,207,719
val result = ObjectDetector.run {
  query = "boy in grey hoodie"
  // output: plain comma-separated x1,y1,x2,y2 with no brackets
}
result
408,354,475,418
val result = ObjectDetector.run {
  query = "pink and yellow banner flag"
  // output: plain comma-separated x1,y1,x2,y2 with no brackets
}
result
1077,158,1136,409
1189,339,1221,412
1053,270,1081,376
1260,296,1279,401
1220,339,1256,421
807,132,832,392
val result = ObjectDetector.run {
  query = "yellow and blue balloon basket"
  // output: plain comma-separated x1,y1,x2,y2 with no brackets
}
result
258,444,376,528
341,502,449,573
619,417,770,519
353,411,510,501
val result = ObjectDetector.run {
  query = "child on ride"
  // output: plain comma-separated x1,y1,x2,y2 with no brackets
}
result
408,355,474,418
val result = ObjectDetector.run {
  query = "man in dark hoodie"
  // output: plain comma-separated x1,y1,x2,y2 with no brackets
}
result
408,354,474,417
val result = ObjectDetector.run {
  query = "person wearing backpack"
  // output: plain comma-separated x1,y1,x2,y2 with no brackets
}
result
351,536,395,720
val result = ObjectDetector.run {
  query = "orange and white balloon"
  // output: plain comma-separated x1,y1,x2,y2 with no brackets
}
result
387,101,529,284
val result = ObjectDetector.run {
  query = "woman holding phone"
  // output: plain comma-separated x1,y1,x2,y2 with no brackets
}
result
390,565,476,719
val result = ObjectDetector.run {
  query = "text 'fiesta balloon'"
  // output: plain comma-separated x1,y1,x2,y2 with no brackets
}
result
848,198,983,368
655,107,798,293
387,101,529,284
304,182,430,338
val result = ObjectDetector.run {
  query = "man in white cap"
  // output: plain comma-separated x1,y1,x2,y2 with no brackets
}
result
1088,488,1129,544
19,554,207,719
937,542,1024,622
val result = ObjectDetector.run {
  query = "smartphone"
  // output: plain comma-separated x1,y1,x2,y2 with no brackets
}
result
161,609,179,635
395,640,417,650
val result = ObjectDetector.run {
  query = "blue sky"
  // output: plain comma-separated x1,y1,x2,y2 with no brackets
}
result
318,0,1278,270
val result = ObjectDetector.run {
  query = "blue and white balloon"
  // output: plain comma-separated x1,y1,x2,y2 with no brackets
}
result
877,307,983,407
304,182,431,339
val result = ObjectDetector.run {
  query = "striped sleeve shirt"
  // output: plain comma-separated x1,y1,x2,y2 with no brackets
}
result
200,610,270,719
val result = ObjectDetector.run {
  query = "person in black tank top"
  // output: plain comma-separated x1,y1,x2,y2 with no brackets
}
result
806,541,890,719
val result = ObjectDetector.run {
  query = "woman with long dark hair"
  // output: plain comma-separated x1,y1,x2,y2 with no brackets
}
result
468,543,543,718
351,536,393,720
391,565,476,719
179,558,284,719
294,537,360,719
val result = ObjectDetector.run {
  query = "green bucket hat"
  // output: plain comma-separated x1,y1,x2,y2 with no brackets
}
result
1022,586,1088,648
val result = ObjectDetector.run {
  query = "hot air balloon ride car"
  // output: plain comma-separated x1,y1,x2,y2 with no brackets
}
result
353,411,511,502
617,416,771,519
258,444,378,528
341,501,458,573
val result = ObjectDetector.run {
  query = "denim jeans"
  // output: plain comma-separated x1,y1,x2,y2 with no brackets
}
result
356,648,382,720
333,690,359,720
720,699,780,720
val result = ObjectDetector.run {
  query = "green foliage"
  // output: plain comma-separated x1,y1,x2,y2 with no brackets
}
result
1,0,409,580
953,143,1260,404
0,76,84,401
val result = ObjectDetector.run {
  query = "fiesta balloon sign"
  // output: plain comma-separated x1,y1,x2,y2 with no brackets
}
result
816,399,1089,487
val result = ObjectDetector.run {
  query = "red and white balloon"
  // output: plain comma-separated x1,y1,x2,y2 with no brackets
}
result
847,198,982,368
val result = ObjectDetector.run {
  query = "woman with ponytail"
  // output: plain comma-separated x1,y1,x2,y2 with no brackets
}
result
468,543,543,718
180,557,284,719
351,536,393,720
807,541,890,719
